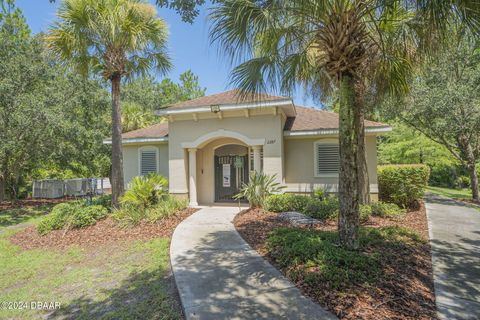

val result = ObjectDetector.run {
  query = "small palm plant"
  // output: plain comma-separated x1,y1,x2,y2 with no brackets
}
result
234,172,285,208
120,173,168,209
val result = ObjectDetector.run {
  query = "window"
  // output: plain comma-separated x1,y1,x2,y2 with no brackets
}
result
139,147,158,176
314,142,339,176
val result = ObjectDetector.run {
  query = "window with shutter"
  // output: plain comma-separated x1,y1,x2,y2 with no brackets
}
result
140,150,157,176
315,143,339,176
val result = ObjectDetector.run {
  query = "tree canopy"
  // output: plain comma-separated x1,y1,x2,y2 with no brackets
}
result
0,0,205,201
383,30,480,200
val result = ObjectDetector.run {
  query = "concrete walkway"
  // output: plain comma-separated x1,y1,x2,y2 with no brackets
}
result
170,206,336,320
426,194,480,319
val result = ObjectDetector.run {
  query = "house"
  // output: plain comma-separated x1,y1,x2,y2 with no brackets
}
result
105,90,391,206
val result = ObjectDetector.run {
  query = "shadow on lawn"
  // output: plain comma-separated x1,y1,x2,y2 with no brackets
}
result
0,205,54,227
48,270,182,320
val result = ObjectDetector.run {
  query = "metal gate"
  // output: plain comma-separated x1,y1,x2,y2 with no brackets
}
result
214,155,249,202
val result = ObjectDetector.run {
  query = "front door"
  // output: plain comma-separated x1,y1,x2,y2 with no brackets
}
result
214,154,249,202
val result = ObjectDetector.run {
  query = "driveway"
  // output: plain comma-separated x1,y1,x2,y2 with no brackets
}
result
170,206,336,320
426,194,480,319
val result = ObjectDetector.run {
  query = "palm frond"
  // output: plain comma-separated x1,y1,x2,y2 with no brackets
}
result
46,0,171,80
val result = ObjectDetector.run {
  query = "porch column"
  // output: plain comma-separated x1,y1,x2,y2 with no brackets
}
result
188,148,198,206
252,145,262,173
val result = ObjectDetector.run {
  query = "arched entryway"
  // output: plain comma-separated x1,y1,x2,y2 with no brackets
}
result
182,130,264,206
214,144,249,203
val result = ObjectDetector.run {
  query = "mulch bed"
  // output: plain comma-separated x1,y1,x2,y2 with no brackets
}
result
234,202,437,320
10,208,198,250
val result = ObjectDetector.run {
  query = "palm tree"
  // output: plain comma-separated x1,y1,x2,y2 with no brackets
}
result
121,102,156,132
209,0,480,248
47,0,171,207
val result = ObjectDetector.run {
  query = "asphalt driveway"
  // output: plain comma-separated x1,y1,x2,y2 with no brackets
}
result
426,194,480,319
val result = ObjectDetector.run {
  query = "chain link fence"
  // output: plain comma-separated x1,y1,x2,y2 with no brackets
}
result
32,178,111,199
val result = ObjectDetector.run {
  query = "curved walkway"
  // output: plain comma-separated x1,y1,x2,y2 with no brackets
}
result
426,194,480,319
170,206,336,319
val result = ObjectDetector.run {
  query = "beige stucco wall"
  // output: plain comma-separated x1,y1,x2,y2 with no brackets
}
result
284,135,378,193
122,143,169,189
168,113,284,199
121,110,380,202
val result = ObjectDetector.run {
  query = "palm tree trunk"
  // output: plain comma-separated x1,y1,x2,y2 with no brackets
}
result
354,82,370,205
338,74,360,249
111,75,125,208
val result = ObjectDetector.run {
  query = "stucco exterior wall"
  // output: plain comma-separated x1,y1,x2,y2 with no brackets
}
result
284,135,378,193
168,114,284,198
122,143,169,188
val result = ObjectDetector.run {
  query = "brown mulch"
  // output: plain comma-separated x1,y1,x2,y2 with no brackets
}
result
10,208,198,250
0,198,74,210
233,202,437,320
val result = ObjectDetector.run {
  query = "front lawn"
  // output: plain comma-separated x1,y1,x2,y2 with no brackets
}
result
0,199,192,319
0,199,63,227
426,186,473,200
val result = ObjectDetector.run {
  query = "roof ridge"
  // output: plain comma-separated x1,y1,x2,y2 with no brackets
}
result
166,89,290,109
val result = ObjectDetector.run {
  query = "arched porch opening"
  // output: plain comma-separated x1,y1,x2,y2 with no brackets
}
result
185,134,263,206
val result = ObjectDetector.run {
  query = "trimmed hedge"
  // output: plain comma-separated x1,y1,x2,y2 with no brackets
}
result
378,165,430,208
265,193,339,220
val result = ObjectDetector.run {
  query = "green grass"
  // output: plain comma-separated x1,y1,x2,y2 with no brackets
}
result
0,208,181,319
0,204,54,227
266,226,424,290
426,186,473,200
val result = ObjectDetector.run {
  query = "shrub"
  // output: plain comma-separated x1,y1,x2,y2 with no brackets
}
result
265,193,309,212
265,193,339,220
69,205,108,228
90,194,112,209
111,203,145,226
120,173,168,209
113,195,188,226
266,228,380,289
370,201,405,218
429,163,461,188
146,196,188,222
38,202,78,235
266,226,423,290
234,172,285,208
37,202,107,235
306,197,339,220
359,204,372,223
378,165,430,208
312,187,326,200
455,175,470,189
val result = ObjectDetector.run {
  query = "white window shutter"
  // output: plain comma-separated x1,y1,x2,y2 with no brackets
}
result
248,147,264,171
316,144,339,175
140,150,157,175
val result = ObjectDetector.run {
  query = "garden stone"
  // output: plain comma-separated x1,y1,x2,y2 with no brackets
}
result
278,211,321,226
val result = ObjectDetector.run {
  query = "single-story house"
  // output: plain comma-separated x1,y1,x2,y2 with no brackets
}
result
105,90,391,206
